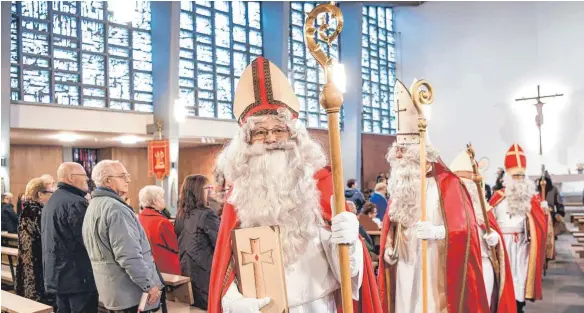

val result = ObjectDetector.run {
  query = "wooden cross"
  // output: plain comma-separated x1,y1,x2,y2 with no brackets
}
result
515,85,563,155
240,238,274,298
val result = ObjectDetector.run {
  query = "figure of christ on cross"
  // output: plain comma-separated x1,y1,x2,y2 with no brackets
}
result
240,238,275,299
515,85,564,155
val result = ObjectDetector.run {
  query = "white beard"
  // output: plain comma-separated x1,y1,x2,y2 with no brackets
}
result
385,144,439,228
227,140,324,265
462,180,485,224
503,175,535,216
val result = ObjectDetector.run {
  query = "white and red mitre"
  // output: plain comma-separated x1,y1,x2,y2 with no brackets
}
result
450,150,489,183
394,79,426,145
233,57,300,125
504,143,527,176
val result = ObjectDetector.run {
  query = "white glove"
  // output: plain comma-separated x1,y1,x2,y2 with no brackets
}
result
383,245,398,265
540,201,549,209
415,221,446,240
331,211,359,245
483,231,499,247
222,282,271,313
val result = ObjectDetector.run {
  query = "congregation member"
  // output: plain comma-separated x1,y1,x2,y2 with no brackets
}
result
208,57,381,313
450,150,516,312
369,183,388,220
82,160,163,313
16,178,54,305
1,192,18,233
42,162,97,313
377,80,489,313
360,202,382,228
348,201,376,255
345,178,366,211
489,144,548,313
138,185,181,275
40,174,57,192
175,174,219,310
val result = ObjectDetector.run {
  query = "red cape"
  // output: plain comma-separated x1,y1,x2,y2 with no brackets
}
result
208,167,382,313
481,210,517,313
377,161,490,313
489,189,547,301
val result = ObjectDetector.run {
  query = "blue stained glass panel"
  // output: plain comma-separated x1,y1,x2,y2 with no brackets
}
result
23,69,50,103
53,14,77,37
53,1,77,14
179,1,262,118
362,6,395,134
109,58,131,99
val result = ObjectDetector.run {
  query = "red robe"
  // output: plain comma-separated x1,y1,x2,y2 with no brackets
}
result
207,167,382,313
489,189,547,301
480,210,517,313
377,161,490,313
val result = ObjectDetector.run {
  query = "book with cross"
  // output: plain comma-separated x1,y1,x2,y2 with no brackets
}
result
232,226,289,313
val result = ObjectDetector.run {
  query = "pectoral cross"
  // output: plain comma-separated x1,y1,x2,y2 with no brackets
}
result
240,238,274,298
515,85,563,155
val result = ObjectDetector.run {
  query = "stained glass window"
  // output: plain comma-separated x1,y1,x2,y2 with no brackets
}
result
10,1,153,112
288,2,342,129
362,6,396,134
179,1,263,119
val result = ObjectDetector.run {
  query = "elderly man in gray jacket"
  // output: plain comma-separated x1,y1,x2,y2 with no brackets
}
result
82,160,163,313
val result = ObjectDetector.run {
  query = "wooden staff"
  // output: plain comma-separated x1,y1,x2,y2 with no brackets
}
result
412,80,433,313
466,144,500,279
304,3,353,312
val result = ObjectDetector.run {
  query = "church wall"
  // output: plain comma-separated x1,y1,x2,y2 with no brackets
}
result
10,145,62,199
395,1,584,182
178,145,224,186
361,134,395,190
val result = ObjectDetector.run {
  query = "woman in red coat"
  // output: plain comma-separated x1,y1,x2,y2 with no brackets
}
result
138,185,181,275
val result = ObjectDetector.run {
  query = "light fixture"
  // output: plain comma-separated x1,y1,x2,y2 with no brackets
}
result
55,133,79,142
331,62,346,94
107,0,136,24
117,135,144,145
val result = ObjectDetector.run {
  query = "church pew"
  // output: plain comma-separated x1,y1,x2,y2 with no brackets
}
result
571,213,584,223
161,272,194,305
166,300,206,312
1,247,18,285
1,290,54,313
1,232,18,248
573,246,584,258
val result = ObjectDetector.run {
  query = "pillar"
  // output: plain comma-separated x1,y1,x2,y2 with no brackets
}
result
151,1,181,214
1,3,12,193
339,2,364,186
261,1,290,73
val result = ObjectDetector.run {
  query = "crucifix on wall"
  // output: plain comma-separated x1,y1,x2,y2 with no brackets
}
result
515,85,563,155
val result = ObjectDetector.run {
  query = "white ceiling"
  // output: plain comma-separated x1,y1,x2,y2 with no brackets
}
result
10,128,229,149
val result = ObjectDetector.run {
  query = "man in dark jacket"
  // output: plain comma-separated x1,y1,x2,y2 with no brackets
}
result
41,162,98,313
344,178,365,211
1,192,18,233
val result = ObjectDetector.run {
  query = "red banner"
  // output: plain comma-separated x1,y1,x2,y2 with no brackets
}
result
148,139,170,180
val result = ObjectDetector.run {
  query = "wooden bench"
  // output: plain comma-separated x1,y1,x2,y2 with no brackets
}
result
162,273,194,305
1,290,54,313
1,232,18,248
573,245,584,258
571,213,584,222
1,246,18,284
166,300,206,313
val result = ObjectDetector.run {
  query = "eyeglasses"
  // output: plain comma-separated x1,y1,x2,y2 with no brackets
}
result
250,127,289,141
109,173,131,180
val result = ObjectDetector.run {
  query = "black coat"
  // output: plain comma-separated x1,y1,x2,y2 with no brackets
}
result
174,207,219,310
41,182,96,294
1,203,18,233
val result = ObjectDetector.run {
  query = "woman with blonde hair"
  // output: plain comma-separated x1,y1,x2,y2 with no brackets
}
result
16,177,54,305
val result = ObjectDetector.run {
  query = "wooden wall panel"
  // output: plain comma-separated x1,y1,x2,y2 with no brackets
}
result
361,134,395,190
10,145,63,199
110,147,154,210
178,145,224,186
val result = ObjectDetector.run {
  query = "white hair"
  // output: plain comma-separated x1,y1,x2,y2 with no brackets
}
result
503,175,535,215
385,142,439,228
92,160,121,187
220,109,327,265
138,185,165,208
